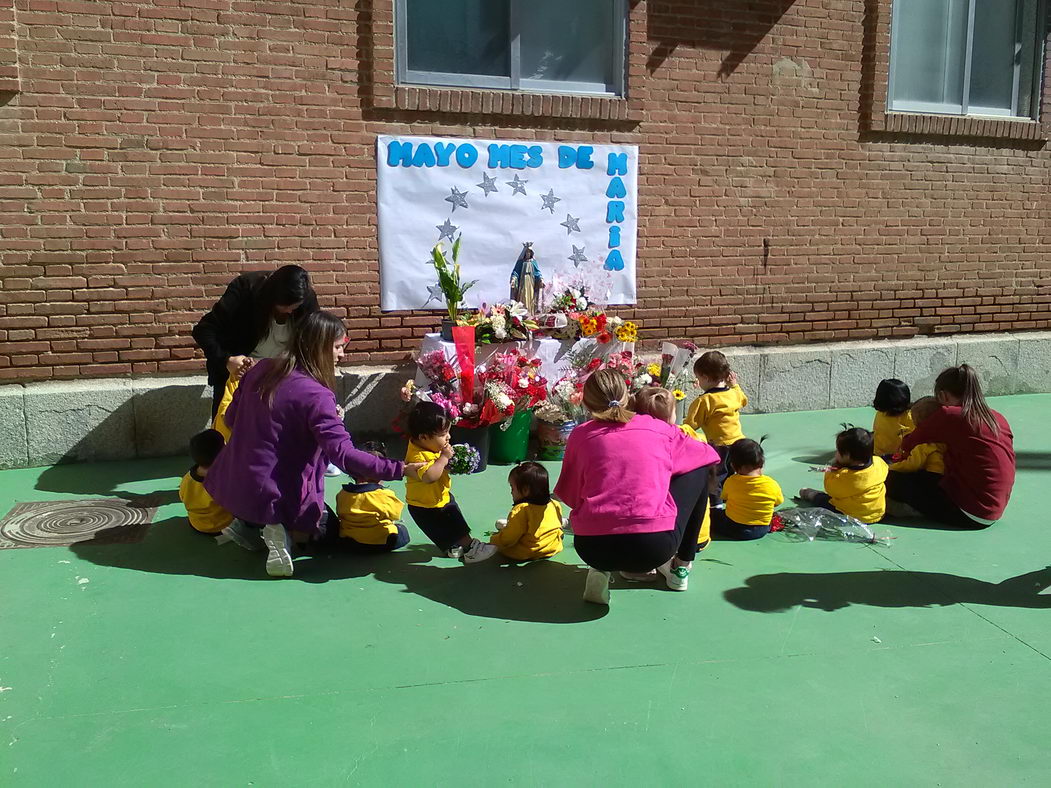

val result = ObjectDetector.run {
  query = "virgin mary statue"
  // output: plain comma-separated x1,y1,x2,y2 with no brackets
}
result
509,242,543,313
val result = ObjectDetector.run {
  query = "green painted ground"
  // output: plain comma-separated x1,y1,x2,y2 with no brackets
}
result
3,396,1050,786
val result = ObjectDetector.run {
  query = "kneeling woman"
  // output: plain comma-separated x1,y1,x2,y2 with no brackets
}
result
555,370,719,604
206,311,419,577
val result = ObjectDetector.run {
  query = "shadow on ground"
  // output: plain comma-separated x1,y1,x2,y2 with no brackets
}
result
70,522,607,623
36,457,184,506
724,567,1051,613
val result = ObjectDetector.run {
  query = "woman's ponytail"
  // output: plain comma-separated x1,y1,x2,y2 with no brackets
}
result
583,368,634,424
935,364,998,435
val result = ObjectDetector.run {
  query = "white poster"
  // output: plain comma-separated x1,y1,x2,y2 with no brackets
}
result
376,134,638,312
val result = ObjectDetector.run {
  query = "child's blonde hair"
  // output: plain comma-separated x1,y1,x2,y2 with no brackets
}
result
631,386,675,423
910,396,940,425
583,369,634,424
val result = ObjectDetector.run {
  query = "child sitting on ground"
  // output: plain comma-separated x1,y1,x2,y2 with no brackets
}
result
179,429,234,534
888,397,945,474
872,378,913,457
335,441,411,553
685,351,748,505
632,386,712,551
489,462,564,561
404,401,496,563
799,426,888,524
713,438,784,541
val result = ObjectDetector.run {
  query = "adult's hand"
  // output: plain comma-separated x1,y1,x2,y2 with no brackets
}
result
226,355,253,380
403,462,426,479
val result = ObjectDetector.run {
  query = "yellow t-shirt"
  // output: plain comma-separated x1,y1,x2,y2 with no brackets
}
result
179,469,234,534
678,423,708,442
404,441,451,509
336,483,404,545
824,457,888,524
685,385,747,446
211,377,239,441
889,442,945,475
722,474,784,526
490,501,564,561
872,410,914,456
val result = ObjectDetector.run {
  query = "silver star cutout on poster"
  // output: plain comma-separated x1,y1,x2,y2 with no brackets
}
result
476,172,499,196
560,213,581,234
444,187,469,212
435,218,458,242
424,282,445,306
539,189,561,214
568,245,588,267
506,174,528,196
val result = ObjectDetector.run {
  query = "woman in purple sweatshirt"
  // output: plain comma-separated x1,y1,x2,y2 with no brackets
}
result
206,311,419,577
554,370,720,605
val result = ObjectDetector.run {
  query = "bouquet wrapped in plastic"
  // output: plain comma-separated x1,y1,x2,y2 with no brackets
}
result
776,507,893,546
448,444,481,475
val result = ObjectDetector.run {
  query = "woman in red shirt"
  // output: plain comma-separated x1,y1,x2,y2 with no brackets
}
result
886,365,1015,529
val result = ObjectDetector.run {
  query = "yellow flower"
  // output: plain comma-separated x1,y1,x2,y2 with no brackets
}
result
615,321,638,342
647,363,661,377
673,389,686,401
580,316,599,337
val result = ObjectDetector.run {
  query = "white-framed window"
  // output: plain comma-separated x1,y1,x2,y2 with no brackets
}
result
888,0,1046,120
394,0,627,97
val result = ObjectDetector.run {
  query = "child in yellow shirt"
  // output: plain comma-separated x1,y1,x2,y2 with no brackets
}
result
335,441,410,553
489,462,564,561
872,378,914,457
684,351,748,505
713,439,784,540
799,427,888,523
179,429,235,534
404,401,496,563
888,397,946,475
631,386,712,550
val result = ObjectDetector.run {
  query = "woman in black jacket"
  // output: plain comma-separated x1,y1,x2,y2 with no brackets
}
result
193,265,319,415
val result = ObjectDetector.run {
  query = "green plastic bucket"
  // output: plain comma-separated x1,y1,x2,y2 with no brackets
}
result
488,408,533,465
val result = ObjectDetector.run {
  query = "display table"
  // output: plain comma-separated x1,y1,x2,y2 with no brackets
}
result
415,333,633,386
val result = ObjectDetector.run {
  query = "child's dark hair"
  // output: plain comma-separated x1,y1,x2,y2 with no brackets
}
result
835,426,873,465
508,461,551,505
872,378,911,415
189,429,225,469
728,438,765,471
407,401,451,440
935,364,998,434
359,440,387,459
694,350,731,381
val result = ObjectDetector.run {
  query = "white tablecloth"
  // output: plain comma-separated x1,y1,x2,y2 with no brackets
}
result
415,333,634,386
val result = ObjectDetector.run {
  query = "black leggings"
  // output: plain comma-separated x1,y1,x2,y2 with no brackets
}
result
574,466,710,573
886,470,989,529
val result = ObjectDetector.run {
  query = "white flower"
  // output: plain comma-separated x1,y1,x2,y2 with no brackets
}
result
491,314,507,340
637,374,652,386
570,288,581,298
506,301,528,320
462,403,479,415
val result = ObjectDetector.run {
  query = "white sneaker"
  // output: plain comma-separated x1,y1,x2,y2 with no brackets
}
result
324,463,342,477
463,539,498,564
583,568,611,605
216,520,265,552
261,524,294,577
619,570,658,582
446,545,465,559
657,560,690,592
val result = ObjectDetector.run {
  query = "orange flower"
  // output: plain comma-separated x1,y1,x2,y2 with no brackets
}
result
580,316,599,336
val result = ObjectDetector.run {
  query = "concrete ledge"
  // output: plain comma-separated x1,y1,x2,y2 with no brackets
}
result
0,332,1048,469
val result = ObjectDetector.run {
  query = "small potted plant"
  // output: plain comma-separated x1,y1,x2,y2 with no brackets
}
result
429,235,477,341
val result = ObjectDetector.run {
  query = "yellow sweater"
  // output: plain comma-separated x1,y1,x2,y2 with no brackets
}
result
179,468,234,534
872,410,914,456
675,423,712,546
490,501,564,561
824,457,888,524
336,483,404,545
404,441,451,509
722,474,784,526
685,385,747,446
678,423,707,442
212,377,239,441
889,442,945,475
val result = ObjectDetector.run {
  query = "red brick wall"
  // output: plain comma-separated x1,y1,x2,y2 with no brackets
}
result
0,0,1048,382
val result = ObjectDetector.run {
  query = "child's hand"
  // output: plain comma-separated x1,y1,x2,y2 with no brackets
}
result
727,370,738,387
335,405,345,420
440,443,454,459
495,518,508,531
226,355,253,380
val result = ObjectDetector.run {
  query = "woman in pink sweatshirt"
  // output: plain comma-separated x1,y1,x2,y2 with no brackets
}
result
554,369,720,604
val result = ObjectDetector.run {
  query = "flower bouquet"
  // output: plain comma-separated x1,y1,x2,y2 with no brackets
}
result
448,444,481,475
466,301,539,344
